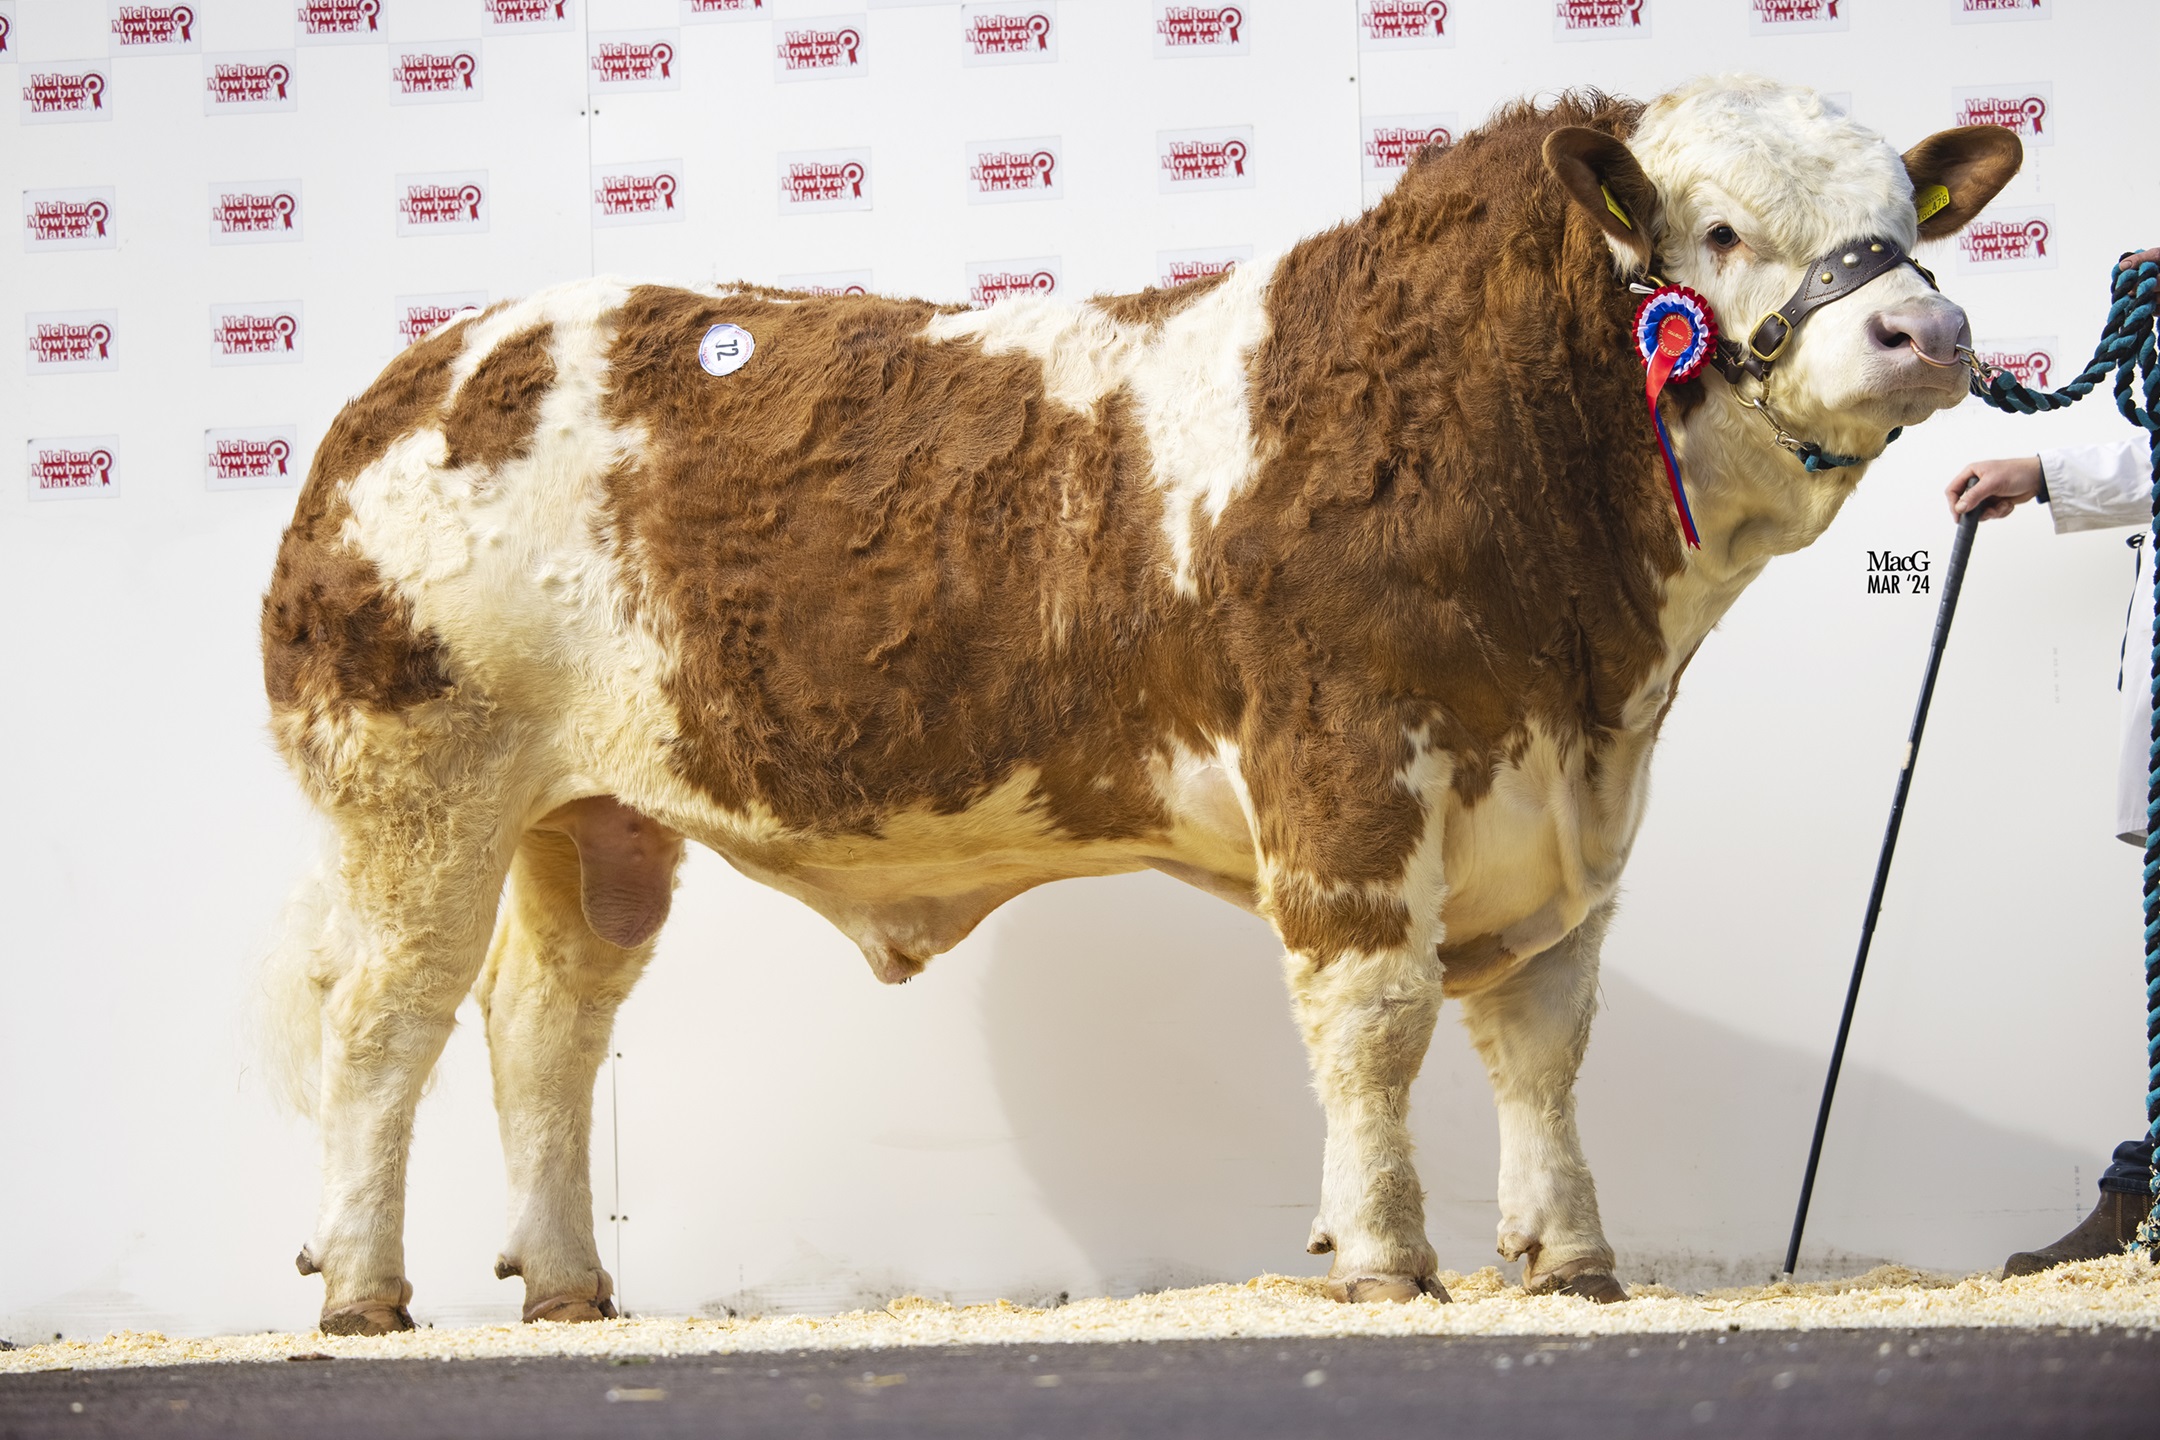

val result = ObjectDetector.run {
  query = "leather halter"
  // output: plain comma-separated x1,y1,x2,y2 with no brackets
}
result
1707,234,1938,386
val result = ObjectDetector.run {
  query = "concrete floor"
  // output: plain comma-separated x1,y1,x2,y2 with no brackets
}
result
3,1329,2156,1439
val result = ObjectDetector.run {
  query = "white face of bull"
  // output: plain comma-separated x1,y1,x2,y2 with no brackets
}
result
1547,76,2022,560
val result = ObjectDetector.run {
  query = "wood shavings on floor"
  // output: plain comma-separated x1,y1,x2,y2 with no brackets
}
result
6,1256,2156,1372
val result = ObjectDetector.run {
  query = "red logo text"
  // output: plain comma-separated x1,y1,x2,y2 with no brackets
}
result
392,51,479,94
781,160,867,202
212,191,298,234
1157,6,1242,46
1365,125,1451,169
777,26,861,71
296,0,381,35
967,12,1052,54
971,149,1056,194
594,172,678,215
207,61,293,104
1961,217,2050,262
1956,94,2047,135
28,199,112,242
111,5,194,46
209,437,293,480
1361,0,1446,40
1161,137,1247,182
31,447,115,491
592,40,674,82
22,70,108,114
29,321,113,364
212,313,299,356
1555,0,1643,28
970,269,1057,307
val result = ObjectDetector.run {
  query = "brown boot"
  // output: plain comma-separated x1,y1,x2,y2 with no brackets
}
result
2002,1191,2154,1278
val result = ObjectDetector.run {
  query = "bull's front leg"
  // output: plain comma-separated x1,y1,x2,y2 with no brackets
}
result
1454,902,1625,1302
1254,729,1453,1303
1283,933,1449,1302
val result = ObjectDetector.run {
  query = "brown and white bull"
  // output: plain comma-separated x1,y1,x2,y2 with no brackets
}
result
262,78,2020,1332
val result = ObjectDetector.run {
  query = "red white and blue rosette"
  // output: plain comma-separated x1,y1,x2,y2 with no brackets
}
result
1632,283,1718,548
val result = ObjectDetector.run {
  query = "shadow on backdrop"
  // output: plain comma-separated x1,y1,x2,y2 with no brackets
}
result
980,873,2091,1295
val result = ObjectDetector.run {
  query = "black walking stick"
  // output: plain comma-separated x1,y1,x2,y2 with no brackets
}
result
1781,502,1983,1279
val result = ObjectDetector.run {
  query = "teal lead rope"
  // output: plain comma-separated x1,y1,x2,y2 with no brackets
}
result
1968,256,2160,1251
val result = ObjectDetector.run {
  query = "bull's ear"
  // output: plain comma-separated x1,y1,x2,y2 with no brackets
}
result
1543,126,1657,270
1903,126,2023,240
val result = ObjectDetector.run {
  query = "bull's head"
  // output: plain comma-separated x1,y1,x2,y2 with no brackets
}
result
1543,77,2021,559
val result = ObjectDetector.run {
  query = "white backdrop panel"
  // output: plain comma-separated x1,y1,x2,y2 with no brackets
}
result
2,0,2156,1337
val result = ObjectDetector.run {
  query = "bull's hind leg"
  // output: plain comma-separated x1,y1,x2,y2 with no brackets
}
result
297,783,518,1335
476,798,682,1323
1454,903,1624,1302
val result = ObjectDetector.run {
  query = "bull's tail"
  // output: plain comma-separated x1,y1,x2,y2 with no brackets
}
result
258,849,345,1120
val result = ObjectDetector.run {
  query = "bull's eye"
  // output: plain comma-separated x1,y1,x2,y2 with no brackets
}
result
1707,224,1741,251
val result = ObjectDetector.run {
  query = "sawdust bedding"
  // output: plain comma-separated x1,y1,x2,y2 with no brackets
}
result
6,1257,2156,1373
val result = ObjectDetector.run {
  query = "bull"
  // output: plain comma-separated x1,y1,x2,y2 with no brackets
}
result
262,77,2020,1331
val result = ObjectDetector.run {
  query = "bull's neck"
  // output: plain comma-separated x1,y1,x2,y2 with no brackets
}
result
1655,382,1864,648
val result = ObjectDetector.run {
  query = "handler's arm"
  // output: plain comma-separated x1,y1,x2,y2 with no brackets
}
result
1943,245,2158,526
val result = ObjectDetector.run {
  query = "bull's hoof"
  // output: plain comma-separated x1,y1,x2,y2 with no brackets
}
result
524,1294,618,1324
1526,1256,1628,1304
1328,1273,1451,1304
523,1268,617,1324
318,1301,416,1336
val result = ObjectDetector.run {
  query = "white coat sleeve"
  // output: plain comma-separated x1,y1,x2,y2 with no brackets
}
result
2043,439,2151,533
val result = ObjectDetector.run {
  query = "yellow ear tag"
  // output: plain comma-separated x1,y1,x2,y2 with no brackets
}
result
1600,183,1634,230
1914,184,1951,223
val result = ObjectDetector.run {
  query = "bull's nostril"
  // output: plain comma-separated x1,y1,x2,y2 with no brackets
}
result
1866,314,1911,352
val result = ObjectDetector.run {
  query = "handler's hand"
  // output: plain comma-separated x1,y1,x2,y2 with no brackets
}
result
1946,455,2043,521
2120,247,2160,273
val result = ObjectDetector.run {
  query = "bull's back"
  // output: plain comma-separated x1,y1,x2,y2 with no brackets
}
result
263,277,1208,848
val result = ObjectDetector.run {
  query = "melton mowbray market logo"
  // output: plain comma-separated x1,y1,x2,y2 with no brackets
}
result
1555,0,1645,31
1961,216,2050,263
28,319,114,366
966,10,1052,55
1973,341,2055,390
780,158,867,205
594,169,678,217
206,59,293,106
1751,0,1838,21
1160,253,1242,287
969,267,1057,307
970,147,1057,197
483,0,568,22
1160,134,1248,184
111,5,195,47
22,68,108,115
1956,91,2048,138
27,196,112,243
400,180,486,227
212,189,298,235
211,310,300,359
0,12,13,57
208,435,293,481
776,23,861,73
296,0,381,37
1155,6,1242,47
30,445,115,493
397,296,485,345
591,39,675,84
685,0,762,13
392,49,479,95
1365,123,1452,171
1360,0,1447,42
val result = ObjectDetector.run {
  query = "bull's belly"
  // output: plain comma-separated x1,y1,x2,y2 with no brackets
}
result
609,748,1265,983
